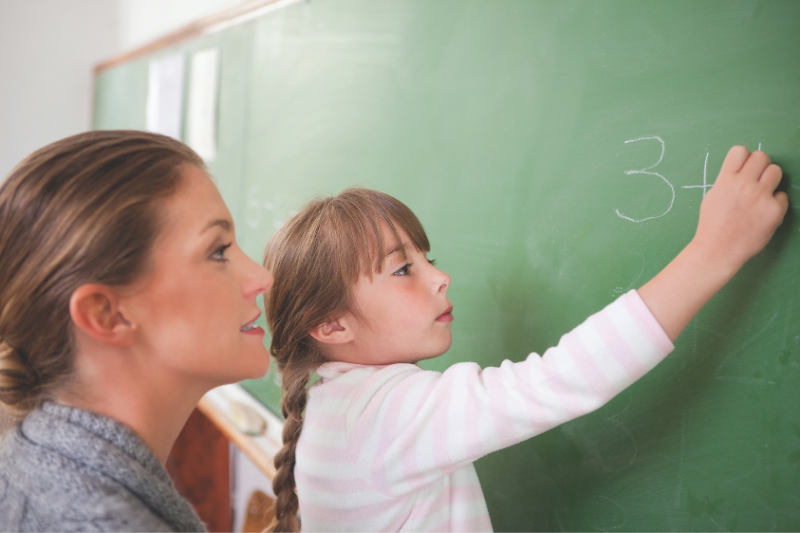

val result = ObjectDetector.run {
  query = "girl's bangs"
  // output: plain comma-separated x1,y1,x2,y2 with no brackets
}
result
325,189,430,281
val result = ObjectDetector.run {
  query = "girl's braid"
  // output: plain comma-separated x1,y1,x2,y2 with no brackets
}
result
269,361,313,532
263,188,430,531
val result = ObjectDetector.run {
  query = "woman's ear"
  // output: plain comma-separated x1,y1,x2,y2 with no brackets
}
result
309,315,355,345
69,284,135,347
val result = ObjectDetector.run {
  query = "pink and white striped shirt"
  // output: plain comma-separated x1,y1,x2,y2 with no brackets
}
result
295,290,673,532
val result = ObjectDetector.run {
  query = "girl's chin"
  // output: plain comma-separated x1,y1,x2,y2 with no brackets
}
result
417,345,452,362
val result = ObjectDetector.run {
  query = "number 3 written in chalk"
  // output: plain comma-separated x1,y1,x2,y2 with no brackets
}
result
614,138,766,223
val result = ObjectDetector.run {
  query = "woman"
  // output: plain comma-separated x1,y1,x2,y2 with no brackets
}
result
0,130,273,531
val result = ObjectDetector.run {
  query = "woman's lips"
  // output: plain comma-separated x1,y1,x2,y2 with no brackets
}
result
240,312,264,334
241,325,265,336
436,306,454,322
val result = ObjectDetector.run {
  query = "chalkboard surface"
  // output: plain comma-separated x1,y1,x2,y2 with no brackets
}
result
94,1,800,530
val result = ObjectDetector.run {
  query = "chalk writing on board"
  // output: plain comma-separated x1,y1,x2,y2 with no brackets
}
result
714,312,778,386
616,139,797,216
723,449,777,530
681,152,712,198
590,495,626,531
553,510,566,532
613,251,645,296
246,185,264,229
602,393,637,473
245,187,293,231
561,392,638,475
675,412,686,508
615,136,675,223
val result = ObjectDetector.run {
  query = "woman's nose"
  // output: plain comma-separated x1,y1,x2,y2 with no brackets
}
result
260,268,275,294
243,254,274,296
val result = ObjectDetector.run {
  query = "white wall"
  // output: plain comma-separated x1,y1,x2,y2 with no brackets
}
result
0,0,246,181
0,0,120,179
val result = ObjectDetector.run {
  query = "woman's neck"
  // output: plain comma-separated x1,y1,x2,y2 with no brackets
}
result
56,347,210,464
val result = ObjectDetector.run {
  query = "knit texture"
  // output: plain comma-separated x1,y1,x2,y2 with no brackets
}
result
0,401,207,532
295,290,674,532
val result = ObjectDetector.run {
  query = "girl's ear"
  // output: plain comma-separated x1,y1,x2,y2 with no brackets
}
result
69,284,136,347
309,314,355,345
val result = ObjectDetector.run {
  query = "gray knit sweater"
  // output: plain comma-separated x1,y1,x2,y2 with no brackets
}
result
0,402,207,532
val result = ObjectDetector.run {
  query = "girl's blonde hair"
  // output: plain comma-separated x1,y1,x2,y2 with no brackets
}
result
264,188,430,532
0,130,202,422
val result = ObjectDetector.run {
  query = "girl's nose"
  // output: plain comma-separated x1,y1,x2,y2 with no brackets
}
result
433,267,450,294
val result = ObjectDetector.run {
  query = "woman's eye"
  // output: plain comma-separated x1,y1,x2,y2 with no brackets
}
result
393,263,411,276
428,258,436,265
211,243,233,261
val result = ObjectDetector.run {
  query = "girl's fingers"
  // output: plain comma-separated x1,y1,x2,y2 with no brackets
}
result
774,191,789,215
759,163,783,192
719,145,751,176
739,150,771,181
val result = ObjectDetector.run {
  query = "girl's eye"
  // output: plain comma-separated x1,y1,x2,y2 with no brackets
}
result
428,258,436,265
211,243,233,261
393,263,411,276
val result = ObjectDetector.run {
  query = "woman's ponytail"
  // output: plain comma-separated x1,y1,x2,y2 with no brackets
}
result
0,340,40,418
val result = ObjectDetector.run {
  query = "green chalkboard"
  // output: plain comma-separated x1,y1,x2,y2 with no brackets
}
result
94,1,800,530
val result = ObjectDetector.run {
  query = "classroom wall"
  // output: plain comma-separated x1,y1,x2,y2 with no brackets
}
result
0,0,246,181
0,0,119,180
118,0,245,50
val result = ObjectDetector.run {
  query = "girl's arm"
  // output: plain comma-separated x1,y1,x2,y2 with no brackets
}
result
638,146,788,341
342,146,787,497
343,290,672,498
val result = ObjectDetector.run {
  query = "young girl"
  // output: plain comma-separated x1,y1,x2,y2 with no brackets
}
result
263,146,787,532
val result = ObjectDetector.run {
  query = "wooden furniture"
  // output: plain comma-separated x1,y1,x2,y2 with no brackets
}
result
167,408,232,532
242,490,276,532
167,384,284,532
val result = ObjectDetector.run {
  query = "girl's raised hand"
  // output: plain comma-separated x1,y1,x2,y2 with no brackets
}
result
694,146,788,274
637,146,789,342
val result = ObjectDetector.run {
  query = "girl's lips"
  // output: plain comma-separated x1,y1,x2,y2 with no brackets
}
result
436,306,454,322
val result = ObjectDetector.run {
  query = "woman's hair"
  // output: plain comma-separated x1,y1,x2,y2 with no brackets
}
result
0,130,203,421
264,188,430,532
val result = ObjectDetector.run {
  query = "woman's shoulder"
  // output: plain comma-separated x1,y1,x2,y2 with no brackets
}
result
0,469,174,532
0,426,171,532
0,403,205,532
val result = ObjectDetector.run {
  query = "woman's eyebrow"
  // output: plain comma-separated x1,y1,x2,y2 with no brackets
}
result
201,218,232,234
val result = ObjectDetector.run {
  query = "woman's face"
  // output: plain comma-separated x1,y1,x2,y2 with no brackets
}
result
125,165,273,388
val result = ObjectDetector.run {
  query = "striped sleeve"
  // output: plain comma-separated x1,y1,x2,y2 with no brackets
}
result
344,290,674,498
